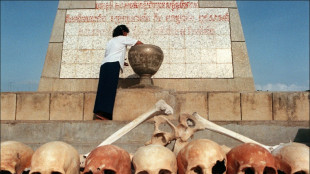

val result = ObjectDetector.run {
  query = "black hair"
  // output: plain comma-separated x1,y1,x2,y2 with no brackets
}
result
112,25,130,37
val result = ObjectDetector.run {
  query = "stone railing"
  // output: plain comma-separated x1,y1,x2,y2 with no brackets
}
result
1,89,309,121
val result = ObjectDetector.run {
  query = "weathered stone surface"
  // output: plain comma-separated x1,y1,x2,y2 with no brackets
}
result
273,92,310,121
16,93,50,120
50,93,84,120
40,77,255,92
113,89,176,121
1,121,308,153
208,93,241,120
230,8,245,42
199,0,237,8
38,78,98,92
40,43,63,79
232,42,254,80
0,122,63,143
58,0,96,9
84,93,96,120
152,78,255,92
241,92,273,120
1,93,16,120
49,10,66,43
176,92,208,119
5,91,309,122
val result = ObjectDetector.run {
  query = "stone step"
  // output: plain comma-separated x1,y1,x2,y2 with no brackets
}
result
1,120,308,154
1,91,309,121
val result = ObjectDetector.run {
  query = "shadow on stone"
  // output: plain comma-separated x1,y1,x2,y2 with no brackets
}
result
294,128,310,146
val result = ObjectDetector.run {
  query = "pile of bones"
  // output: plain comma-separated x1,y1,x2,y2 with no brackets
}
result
1,100,309,174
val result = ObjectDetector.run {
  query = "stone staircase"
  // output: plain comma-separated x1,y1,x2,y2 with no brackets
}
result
1,89,309,153
1,120,308,154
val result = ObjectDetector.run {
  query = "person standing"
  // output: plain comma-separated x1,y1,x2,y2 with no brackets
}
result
93,25,143,120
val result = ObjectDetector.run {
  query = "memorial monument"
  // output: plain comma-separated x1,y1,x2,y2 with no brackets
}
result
1,0,309,165
38,0,255,92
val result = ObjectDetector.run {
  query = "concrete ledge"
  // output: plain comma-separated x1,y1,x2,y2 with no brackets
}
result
230,8,245,42
241,92,272,120
38,78,99,92
1,120,308,154
1,93,16,120
232,42,253,78
50,93,84,120
49,10,66,43
39,78,256,92
84,93,96,120
127,78,256,92
16,93,50,120
58,1,96,9
199,0,237,8
1,91,309,121
39,43,63,79
209,92,241,121
273,92,310,121
176,92,208,119
113,89,176,121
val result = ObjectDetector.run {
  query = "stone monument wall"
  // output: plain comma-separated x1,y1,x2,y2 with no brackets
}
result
38,0,255,92
2,91,309,121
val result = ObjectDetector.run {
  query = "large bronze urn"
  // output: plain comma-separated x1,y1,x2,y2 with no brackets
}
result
128,44,164,87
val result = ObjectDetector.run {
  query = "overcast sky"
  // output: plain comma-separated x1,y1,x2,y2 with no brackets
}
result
1,1,309,92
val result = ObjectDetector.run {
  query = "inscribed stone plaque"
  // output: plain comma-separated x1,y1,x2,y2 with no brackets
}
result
60,0,233,79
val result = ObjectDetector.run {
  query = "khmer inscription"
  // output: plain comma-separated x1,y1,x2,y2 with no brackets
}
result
60,0,233,79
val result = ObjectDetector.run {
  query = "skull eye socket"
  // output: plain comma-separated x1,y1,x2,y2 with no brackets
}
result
153,133,169,144
159,169,172,174
263,167,276,174
293,171,307,174
51,172,63,174
242,167,255,174
137,171,148,174
186,118,195,128
191,166,203,174
212,160,226,174
0,170,13,174
277,170,286,174
103,170,116,174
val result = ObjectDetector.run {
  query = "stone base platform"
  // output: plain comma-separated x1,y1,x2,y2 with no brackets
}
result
1,89,309,121
1,89,309,153
1,120,308,154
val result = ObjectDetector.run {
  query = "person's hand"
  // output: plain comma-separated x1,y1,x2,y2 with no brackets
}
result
124,62,129,66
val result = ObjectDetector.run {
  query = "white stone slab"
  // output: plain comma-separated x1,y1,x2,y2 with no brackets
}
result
186,63,201,78
170,63,186,78
60,0,233,79
185,49,201,64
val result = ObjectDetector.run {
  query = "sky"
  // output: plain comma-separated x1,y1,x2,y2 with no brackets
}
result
1,1,309,92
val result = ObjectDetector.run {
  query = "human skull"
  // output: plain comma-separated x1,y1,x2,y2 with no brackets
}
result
82,145,131,174
226,143,277,174
272,142,309,174
1,141,34,174
173,114,207,155
177,139,227,174
30,141,80,174
133,144,177,174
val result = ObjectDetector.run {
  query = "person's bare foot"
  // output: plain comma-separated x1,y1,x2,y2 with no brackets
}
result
94,114,109,120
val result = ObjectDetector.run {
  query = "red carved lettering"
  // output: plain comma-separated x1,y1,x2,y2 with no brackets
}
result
95,0,198,11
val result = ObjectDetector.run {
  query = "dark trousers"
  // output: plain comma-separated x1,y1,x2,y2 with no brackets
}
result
93,62,120,120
